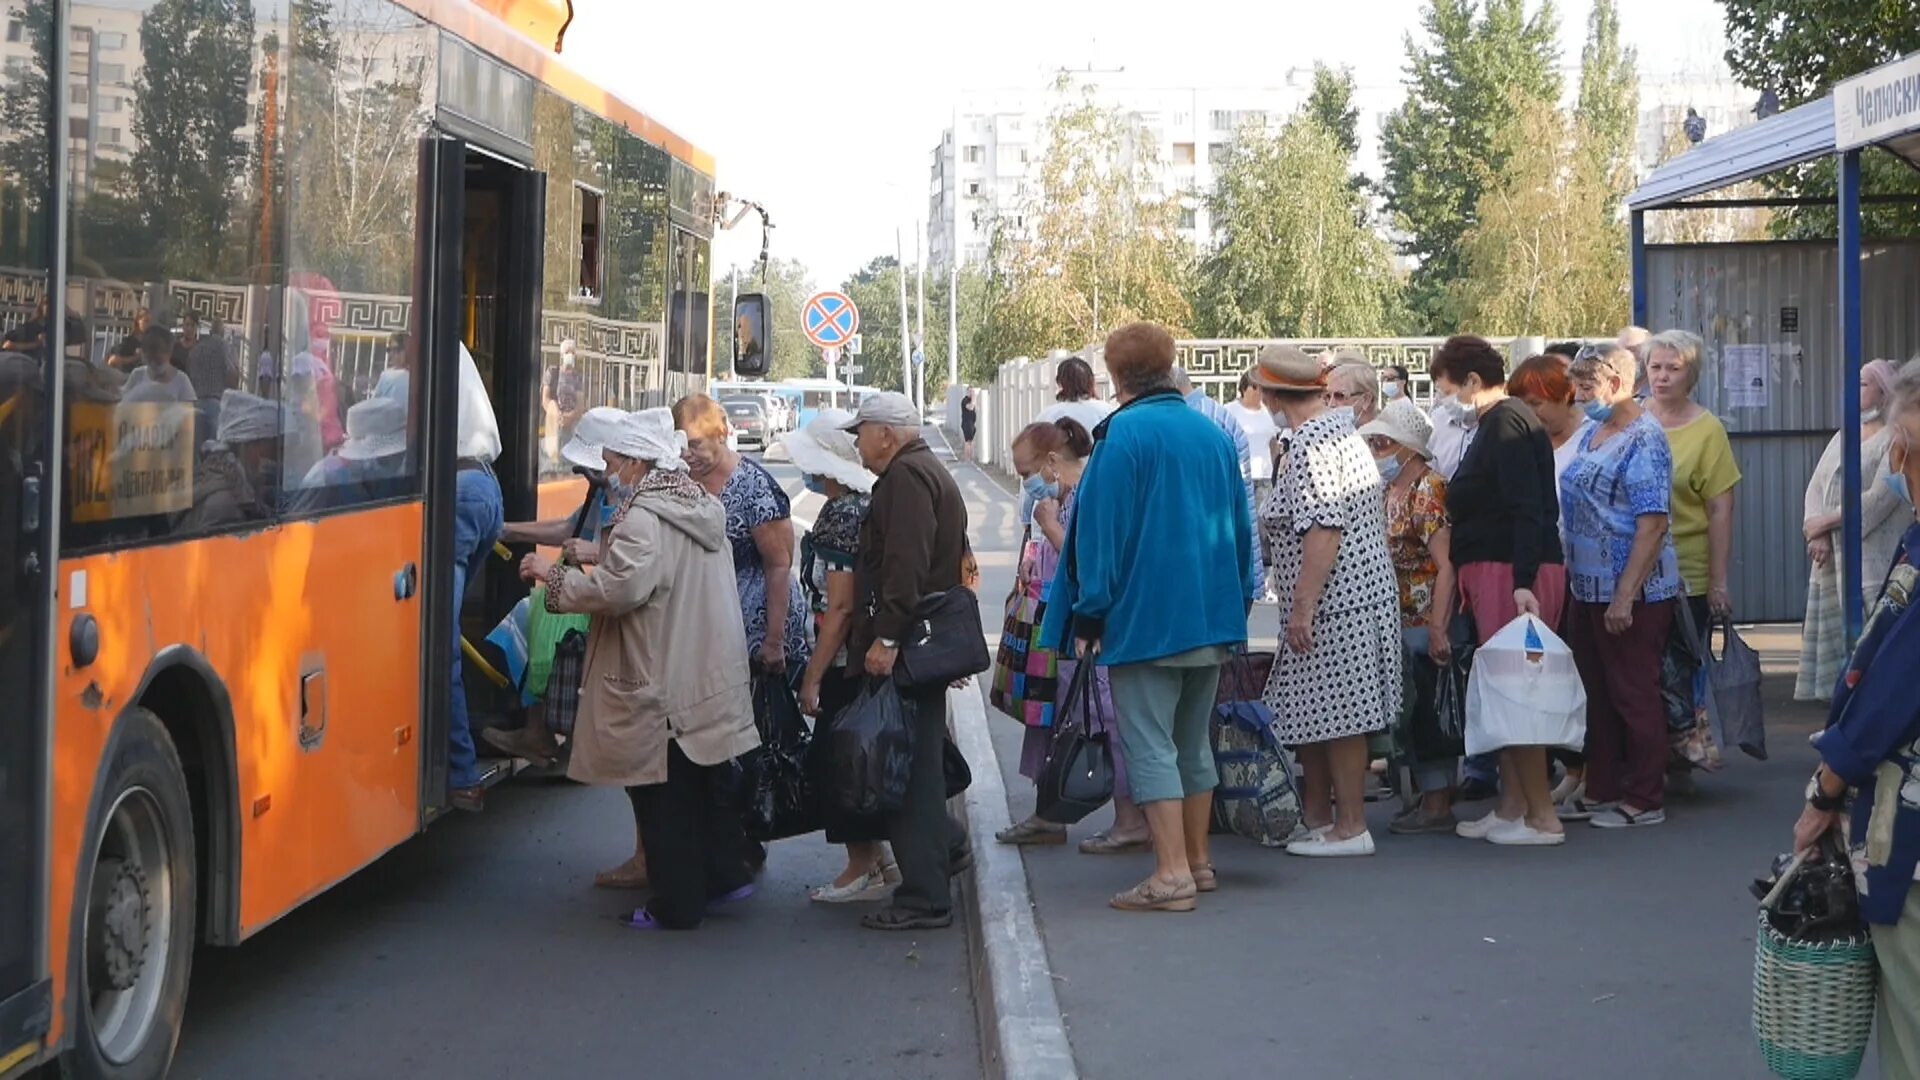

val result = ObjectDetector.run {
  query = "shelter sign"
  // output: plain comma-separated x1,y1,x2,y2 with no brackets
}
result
1835,52,1920,151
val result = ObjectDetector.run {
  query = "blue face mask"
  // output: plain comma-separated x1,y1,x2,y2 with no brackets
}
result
1885,472,1911,505
1582,398,1613,424
603,471,633,507
1377,455,1403,483
1023,472,1058,503
803,475,828,496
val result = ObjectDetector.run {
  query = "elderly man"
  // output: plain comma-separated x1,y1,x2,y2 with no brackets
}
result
1171,365,1265,603
845,390,970,931
1044,324,1256,913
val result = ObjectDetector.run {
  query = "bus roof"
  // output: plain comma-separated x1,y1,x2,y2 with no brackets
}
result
392,0,715,174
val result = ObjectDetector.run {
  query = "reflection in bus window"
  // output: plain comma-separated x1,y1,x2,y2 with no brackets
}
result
286,396,411,515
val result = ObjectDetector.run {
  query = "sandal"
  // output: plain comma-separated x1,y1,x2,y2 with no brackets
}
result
1191,864,1218,893
619,908,665,931
994,818,1067,845
594,856,649,890
1109,876,1198,913
1078,831,1151,855
810,869,890,904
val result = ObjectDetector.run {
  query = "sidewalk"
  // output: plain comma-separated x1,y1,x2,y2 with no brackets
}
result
951,449,1841,1077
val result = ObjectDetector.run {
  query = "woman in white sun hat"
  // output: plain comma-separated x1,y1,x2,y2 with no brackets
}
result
786,409,900,902
501,405,631,564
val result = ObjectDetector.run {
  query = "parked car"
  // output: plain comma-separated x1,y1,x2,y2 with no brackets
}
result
723,398,770,451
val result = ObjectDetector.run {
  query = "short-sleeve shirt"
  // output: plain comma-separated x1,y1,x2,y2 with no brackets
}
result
1561,414,1682,605
1661,411,1741,595
1263,409,1395,616
720,456,812,661
802,492,869,616
1386,469,1449,626
121,366,198,404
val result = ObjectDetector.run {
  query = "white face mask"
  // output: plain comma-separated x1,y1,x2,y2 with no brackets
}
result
1381,382,1404,401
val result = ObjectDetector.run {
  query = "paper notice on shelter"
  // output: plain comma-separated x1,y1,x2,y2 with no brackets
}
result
1722,344,1770,409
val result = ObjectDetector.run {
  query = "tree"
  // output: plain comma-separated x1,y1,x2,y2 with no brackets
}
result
1306,64,1362,161
1720,0,1920,237
132,0,255,274
1453,93,1625,336
0,0,52,266
1379,0,1562,329
1195,115,1401,338
1573,0,1638,212
976,78,1194,365
709,256,818,381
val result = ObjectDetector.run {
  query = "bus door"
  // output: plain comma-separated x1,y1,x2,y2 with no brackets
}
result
0,325,54,1063
416,134,547,812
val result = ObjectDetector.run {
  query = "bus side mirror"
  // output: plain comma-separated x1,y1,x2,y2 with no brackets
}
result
733,293,770,379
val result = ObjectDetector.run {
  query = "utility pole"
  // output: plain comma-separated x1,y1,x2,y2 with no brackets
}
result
728,267,738,381
948,264,958,386
915,222,926,416
895,227,912,402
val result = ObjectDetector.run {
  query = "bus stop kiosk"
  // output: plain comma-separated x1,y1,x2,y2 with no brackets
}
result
1627,50,1920,642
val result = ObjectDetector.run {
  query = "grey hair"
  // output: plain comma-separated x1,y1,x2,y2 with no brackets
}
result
1329,361,1379,403
1648,329,1705,391
1893,358,1920,419
1618,325,1652,361
1594,344,1639,389
1169,366,1194,393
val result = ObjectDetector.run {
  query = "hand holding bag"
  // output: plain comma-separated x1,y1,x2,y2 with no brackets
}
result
895,587,992,691
1464,615,1587,756
1708,617,1767,761
1751,831,1877,1079
1035,660,1114,824
741,676,819,842
825,678,916,818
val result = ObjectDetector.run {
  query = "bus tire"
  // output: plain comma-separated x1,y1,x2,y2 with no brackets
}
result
60,707,197,1080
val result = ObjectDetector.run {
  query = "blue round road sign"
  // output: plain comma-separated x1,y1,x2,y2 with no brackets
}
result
802,291,860,349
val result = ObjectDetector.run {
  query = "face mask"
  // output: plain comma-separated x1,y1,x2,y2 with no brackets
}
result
1887,435,1913,504
1377,455,1403,483
604,469,635,506
1023,472,1058,503
1863,407,1883,423
803,475,828,496
1381,382,1403,401
1583,398,1614,424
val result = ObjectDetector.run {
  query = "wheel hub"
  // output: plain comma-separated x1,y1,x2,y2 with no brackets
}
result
93,856,150,992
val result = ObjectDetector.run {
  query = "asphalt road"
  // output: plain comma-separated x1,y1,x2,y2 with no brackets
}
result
951,445,1858,1079
171,454,980,1080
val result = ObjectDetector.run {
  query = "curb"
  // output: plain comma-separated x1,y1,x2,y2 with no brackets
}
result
950,684,1078,1080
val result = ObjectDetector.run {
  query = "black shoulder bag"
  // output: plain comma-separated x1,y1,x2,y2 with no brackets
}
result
894,587,991,691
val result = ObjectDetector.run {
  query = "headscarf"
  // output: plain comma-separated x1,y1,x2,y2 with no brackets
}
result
605,407,688,472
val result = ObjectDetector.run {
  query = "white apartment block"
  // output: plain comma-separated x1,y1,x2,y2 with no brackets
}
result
928,80,1309,272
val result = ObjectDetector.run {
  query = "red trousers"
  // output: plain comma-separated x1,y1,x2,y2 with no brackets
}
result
1566,599,1675,810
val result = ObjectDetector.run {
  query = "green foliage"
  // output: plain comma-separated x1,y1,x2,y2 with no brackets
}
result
1306,64,1362,161
975,79,1194,366
1720,0,1920,237
132,0,255,274
1195,115,1401,338
1380,0,1562,329
1574,0,1638,212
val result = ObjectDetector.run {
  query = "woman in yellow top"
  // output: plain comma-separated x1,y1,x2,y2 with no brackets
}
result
1644,330,1742,628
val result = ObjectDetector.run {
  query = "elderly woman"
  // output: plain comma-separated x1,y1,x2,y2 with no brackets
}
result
1251,345,1401,857
1042,323,1256,912
1644,330,1741,623
1793,360,1920,1079
787,409,899,903
1432,336,1568,847
1326,360,1383,427
673,393,813,676
522,409,759,930
1559,344,1682,830
1359,402,1458,834
1798,359,1907,700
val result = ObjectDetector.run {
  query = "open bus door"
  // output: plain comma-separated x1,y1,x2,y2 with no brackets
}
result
0,346,52,1073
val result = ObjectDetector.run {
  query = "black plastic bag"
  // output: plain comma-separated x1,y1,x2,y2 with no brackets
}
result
1660,601,1706,735
825,678,915,819
1407,640,1474,761
944,739,972,799
1035,661,1114,825
741,676,819,842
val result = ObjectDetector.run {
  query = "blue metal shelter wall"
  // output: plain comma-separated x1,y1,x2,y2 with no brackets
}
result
1645,240,1920,622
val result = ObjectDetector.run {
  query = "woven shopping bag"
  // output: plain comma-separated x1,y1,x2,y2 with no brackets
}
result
1751,836,1877,1079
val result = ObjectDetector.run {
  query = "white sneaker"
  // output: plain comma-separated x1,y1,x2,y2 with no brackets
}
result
1486,819,1567,846
1455,812,1517,840
1285,830,1376,857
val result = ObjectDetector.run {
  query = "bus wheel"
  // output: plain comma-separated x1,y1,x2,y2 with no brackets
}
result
62,708,196,1080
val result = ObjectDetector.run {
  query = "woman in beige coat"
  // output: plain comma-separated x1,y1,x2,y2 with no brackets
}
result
520,408,759,930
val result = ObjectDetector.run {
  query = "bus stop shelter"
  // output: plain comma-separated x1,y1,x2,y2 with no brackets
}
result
1628,49,1920,639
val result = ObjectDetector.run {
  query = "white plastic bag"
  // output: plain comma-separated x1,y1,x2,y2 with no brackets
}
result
455,341,501,463
1464,615,1587,755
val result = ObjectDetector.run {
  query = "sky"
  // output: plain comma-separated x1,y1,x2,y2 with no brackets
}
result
564,0,1739,287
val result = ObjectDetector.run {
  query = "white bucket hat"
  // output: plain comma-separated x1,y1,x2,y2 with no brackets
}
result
605,407,688,472
781,409,876,493
337,397,409,461
1356,397,1433,460
561,406,629,471
215,390,286,444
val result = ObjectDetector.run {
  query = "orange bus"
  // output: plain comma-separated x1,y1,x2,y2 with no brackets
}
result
0,1,716,1076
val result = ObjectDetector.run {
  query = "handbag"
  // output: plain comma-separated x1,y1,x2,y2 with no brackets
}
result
1751,831,1878,1079
895,587,992,691
741,676,819,842
1208,651,1300,846
1708,617,1767,761
1035,660,1114,824
989,530,1052,721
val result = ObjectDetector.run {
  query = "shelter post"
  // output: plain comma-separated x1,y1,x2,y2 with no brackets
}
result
1630,210,1648,328
1838,148,1865,643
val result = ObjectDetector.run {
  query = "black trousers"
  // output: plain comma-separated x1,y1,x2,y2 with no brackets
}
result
627,742,754,930
887,688,961,915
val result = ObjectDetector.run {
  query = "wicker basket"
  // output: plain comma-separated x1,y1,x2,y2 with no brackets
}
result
1751,849,1879,1080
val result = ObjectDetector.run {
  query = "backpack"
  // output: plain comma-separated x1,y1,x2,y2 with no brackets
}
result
1210,664,1300,846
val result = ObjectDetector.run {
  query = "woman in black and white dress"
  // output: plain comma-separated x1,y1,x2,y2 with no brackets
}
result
1249,345,1402,858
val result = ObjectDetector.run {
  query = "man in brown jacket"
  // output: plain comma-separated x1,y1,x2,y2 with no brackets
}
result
846,392,969,930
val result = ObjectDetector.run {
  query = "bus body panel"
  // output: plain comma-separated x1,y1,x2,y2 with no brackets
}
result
46,503,425,1045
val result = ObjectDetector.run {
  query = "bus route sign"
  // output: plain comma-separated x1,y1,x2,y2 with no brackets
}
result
801,291,859,350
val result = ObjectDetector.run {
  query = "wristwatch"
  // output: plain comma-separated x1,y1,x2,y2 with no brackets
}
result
1805,774,1846,813
878,637,898,649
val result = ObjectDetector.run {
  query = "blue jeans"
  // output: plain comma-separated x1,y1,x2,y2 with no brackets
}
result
449,465,505,789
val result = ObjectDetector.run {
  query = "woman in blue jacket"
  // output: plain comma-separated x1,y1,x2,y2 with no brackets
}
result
1042,323,1257,914
1794,359,1920,1077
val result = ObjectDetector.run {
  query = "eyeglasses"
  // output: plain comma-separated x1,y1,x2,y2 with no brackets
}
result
1365,435,1397,452
1325,390,1366,404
